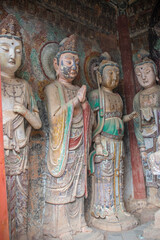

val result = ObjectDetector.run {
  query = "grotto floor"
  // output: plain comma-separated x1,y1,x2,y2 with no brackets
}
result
43,221,157,240
102,221,153,240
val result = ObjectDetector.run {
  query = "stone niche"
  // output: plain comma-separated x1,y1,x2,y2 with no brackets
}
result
0,0,159,239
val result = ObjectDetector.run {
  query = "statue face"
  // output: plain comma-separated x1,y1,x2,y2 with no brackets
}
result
58,52,79,82
102,65,119,90
0,37,22,75
135,63,156,89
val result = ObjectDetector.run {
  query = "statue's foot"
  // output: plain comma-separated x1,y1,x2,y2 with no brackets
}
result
116,210,132,220
59,232,73,240
116,210,138,231
81,226,93,233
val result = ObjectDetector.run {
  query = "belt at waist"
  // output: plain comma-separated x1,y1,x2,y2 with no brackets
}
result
104,111,122,119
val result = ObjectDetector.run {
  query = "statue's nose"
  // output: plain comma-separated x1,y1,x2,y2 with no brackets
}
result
112,72,117,80
9,48,15,59
142,72,146,80
72,59,76,70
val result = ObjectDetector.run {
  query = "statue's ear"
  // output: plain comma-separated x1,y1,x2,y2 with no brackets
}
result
156,76,159,82
53,58,59,73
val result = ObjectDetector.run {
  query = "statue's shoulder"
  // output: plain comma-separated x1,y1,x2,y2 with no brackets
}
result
16,78,29,86
88,89,99,99
133,90,141,102
87,89,99,110
44,81,61,107
44,81,58,95
18,78,33,93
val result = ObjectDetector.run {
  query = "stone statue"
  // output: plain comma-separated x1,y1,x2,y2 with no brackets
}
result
44,35,103,240
133,51,160,207
88,52,138,231
149,136,160,175
0,15,42,240
143,137,160,239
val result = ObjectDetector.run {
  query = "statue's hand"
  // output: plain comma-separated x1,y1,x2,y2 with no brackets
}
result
123,111,139,122
130,111,139,119
140,147,147,162
95,143,103,156
77,85,86,103
13,103,27,116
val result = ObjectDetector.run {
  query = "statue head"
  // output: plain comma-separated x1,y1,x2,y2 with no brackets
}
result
0,14,22,76
53,34,79,83
134,50,158,89
99,52,119,90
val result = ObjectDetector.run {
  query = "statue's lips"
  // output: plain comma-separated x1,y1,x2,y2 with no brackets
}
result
8,59,16,64
143,80,148,84
70,71,77,75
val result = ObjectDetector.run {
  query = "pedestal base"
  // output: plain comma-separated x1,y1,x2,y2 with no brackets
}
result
133,204,159,225
43,230,104,240
143,209,160,239
143,224,160,239
91,212,138,232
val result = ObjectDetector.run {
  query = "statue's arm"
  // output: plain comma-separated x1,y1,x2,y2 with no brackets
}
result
133,95,145,148
44,83,81,126
123,111,139,122
13,81,42,130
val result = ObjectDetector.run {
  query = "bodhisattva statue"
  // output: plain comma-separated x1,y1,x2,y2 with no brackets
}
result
143,137,160,239
88,52,138,231
133,53,160,207
44,35,103,240
0,15,42,240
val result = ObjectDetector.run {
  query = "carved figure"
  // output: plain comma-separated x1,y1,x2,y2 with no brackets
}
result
44,35,103,240
143,137,160,239
0,15,42,240
88,52,138,231
133,52,160,207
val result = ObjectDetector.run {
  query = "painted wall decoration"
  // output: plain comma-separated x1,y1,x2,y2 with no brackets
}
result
0,0,157,238
149,0,160,78
0,1,119,239
84,52,101,89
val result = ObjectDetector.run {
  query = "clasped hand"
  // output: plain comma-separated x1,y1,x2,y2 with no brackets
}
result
77,85,86,103
13,102,27,116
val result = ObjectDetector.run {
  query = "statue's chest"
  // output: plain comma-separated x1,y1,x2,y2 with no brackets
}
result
63,86,78,101
140,92,158,108
104,92,123,112
1,82,25,110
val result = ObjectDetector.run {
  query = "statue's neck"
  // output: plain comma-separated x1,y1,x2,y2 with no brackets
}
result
58,78,73,88
143,83,158,93
1,71,15,79
101,86,113,93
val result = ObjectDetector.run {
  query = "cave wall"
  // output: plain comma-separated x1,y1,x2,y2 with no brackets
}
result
0,0,159,237
0,0,120,237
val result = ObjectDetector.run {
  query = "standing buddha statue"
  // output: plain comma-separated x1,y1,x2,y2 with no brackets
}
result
133,51,160,207
43,35,103,240
88,52,138,231
0,15,42,240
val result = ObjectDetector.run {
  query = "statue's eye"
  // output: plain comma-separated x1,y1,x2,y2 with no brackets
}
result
16,49,21,53
146,70,150,74
2,46,9,52
136,72,141,76
66,61,72,65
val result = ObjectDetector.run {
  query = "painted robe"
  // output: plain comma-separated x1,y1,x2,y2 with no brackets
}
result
2,79,39,239
44,81,92,237
88,88,125,218
133,85,160,187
